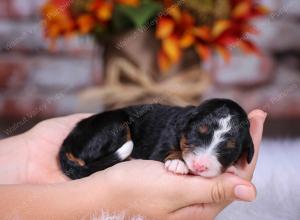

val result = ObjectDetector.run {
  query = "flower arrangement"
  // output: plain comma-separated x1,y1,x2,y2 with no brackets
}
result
42,0,268,72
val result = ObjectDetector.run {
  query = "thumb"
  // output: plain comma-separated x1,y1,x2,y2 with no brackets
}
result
175,173,256,206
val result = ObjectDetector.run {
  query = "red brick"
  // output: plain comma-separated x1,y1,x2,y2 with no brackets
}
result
0,54,102,91
1,96,53,118
0,0,17,18
0,62,28,89
0,91,102,119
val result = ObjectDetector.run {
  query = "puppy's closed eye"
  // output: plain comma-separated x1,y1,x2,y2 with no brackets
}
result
198,125,209,134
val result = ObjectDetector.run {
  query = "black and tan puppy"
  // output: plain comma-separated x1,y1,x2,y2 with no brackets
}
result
59,98,254,179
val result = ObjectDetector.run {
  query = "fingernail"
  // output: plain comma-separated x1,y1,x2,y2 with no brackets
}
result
234,185,256,201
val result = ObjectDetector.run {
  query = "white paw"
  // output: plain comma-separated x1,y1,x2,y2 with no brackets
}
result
165,159,189,175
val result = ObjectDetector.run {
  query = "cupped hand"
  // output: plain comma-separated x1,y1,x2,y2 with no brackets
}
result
14,109,266,219
22,113,92,183
85,109,267,220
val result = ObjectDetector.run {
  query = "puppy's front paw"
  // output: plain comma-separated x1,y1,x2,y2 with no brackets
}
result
165,159,189,175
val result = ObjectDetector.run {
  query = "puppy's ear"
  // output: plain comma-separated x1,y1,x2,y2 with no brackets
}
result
243,132,254,163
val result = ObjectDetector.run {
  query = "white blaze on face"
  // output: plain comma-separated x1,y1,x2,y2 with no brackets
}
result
183,115,232,177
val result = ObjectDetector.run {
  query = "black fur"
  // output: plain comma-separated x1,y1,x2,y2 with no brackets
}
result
59,98,254,179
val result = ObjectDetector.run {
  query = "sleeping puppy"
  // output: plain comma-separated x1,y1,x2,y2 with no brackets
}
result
59,98,254,179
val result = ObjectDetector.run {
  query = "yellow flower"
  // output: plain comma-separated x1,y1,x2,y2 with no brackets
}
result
162,35,181,63
156,17,175,39
95,2,113,22
156,9,195,72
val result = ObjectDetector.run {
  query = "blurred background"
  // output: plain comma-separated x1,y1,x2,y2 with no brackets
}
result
0,0,299,138
0,0,299,219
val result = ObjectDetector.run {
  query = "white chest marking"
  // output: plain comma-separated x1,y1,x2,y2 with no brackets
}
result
116,141,134,160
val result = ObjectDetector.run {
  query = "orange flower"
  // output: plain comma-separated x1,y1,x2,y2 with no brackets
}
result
215,46,231,63
193,26,210,41
117,0,139,7
238,40,260,55
158,49,171,72
42,2,75,39
232,1,251,18
77,15,95,34
156,0,268,71
156,8,196,72
41,0,268,71
97,3,113,21
156,17,175,39
179,32,194,48
211,20,231,38
90,0,113,22
162,35,181,63
42,0,142,41
90,0,140,24
196,44,211,61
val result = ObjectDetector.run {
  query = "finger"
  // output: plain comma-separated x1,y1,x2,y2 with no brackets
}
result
28,113,93,144
197,202,230,220
248,110,267,170
238,109,267,180
172,173,256,207
170,204,206,220
180,177,257,220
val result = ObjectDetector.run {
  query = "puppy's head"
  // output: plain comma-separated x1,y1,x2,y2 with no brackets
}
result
180,99,254,177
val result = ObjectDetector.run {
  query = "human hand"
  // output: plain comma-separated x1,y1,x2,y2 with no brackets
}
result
2,114,91,184
22,113,93,184
0,109,265,219
85,109,267,220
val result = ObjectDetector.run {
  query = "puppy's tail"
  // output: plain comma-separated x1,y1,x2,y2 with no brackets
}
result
59,141,134,179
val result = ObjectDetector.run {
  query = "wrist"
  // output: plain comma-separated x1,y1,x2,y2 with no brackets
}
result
80,171,132,218
81,172,115,215
56,178,108,219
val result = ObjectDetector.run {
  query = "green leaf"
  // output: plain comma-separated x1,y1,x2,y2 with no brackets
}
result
114,0,162,29
111,10,134,32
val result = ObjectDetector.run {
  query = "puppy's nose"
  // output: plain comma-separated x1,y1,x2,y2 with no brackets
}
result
193,162,208,173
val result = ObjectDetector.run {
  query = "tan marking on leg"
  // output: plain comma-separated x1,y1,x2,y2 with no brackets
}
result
180,135,190,154
126,124,131,141
121,122,131,141
165,150,183,161
66,152,85,166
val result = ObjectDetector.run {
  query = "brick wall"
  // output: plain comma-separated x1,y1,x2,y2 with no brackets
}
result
0,0,104,122
0,0,299,137
203,0,300,120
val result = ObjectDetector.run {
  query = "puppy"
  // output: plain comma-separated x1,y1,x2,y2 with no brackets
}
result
59,98,254,179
